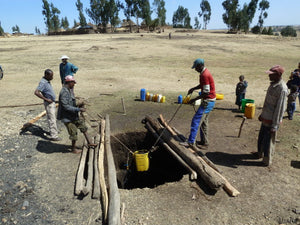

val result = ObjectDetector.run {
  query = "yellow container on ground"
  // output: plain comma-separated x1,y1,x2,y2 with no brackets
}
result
216,93,224,100
183,96,190,104
244,103,255,119
134,151,149,172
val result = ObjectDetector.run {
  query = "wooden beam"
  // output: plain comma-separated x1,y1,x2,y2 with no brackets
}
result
99,119,108,223
92,135,101,199
75,142,88,195
105,115,121,225
82,147,94,195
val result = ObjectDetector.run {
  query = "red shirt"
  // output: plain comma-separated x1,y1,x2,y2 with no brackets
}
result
199,68,216,99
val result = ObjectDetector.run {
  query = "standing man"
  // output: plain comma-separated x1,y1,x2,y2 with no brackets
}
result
57,75,96,154
34,69,61,141
255,65,288,166
59,55,78,85
181,58,216,149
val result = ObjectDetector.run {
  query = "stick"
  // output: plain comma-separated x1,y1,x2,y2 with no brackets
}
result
121,97,126,115
75,142,88,195
238,116,247,138
92,135,101,199
99,119,108,223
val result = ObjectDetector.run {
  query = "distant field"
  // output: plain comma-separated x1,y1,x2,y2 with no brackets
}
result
0,29,299,107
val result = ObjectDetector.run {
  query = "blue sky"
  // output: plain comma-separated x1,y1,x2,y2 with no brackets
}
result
0,0,298,34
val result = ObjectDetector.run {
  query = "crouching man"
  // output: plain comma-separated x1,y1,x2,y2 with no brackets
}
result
57,75,96,153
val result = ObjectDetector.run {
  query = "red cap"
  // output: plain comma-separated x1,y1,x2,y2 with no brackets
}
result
265,65,284,75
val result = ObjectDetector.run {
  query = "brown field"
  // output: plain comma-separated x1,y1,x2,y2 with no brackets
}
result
0,30,299,225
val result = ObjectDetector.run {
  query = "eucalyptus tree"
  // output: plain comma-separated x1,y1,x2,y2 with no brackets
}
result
198,0,211,30
153,0,166,26
172,5,191,28
76,0,87,26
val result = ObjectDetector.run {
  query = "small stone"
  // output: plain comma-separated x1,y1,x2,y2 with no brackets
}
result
2,218,7,223
22,200,29,207
292,208,300,214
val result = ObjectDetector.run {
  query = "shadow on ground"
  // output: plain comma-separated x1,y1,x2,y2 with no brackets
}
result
20,124,50,140
206,152,265,168
36,140,70,154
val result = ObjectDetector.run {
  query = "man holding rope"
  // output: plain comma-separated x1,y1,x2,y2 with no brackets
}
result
181,58,216,149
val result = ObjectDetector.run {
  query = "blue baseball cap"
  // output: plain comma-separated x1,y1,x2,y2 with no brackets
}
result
192,58,205,69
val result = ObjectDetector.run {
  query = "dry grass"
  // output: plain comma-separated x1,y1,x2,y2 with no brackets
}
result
0,29,299,107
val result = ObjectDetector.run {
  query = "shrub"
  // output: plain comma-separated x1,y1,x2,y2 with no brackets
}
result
281,26,297,37
251,25,260,34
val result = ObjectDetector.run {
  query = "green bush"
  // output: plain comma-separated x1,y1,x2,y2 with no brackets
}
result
281,26,297,37
251,25,260,34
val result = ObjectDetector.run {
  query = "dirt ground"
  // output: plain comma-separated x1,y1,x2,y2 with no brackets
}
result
0,30,299,225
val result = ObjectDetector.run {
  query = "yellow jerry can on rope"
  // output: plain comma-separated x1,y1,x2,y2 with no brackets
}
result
244,103,255,119
134,150,149,172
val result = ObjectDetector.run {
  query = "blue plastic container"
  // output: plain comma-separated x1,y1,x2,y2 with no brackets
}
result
178,95,183,104
140,88,146,101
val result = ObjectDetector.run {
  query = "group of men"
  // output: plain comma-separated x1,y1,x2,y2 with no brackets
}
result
182,59,288,167
34,55,95,154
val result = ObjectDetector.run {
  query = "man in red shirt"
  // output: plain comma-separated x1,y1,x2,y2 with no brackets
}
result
181,58,216,148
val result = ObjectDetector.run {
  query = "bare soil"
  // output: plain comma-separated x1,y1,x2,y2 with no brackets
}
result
0,30,299,225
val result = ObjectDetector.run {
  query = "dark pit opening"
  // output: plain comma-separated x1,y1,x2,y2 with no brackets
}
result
111,131,188,189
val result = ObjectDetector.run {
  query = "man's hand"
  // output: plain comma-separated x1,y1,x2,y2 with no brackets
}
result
46,99,53,104
187,88,194,95
188,98,196,105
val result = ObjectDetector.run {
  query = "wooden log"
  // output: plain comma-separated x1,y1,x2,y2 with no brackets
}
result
105,115,121,225
145,115,224,190
170,125,221,173
75,142,88,195
145,122,197,180
160,117,240,197
82,146,94,195
99,119,108,222
92,135,101,199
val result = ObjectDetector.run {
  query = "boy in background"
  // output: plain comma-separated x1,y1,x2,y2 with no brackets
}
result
287,85,299,120
235,75,248,110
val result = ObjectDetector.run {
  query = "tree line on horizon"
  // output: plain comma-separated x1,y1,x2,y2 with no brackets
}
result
0,0,297,37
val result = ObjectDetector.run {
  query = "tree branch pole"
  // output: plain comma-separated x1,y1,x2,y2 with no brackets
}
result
99,119,108,223
75,141,88,195
105,115,121,225
92,135,101,199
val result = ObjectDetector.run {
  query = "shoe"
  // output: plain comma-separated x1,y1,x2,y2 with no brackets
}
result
71,149,82,154
50,137,62,141
197,144,208,150
179,141,194,147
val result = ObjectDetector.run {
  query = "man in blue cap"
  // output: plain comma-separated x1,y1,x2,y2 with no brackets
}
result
181,58,216,149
